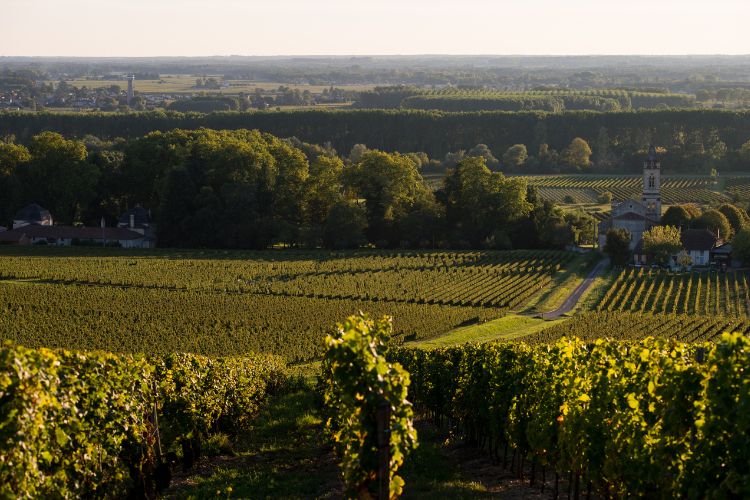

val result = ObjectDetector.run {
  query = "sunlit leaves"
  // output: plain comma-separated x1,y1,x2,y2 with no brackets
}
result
0,342,285,498
392,334,750,497
322,314,417,498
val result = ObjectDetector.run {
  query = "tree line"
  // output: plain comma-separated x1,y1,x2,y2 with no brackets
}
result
362,87,696,113
0,129,594,250
2,109,750,173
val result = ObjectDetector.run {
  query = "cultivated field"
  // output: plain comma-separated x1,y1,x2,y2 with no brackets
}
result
526,311,750,343
0,248,575,360
597,268,750,316
526,175,729,205
64,75,374,94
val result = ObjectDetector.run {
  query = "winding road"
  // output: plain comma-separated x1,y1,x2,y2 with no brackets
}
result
540,258,609,320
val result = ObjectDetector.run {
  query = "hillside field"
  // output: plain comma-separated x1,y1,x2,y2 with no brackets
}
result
519,173,742,205
0,248,577,361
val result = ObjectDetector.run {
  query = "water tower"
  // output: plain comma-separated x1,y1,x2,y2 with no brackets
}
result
126,75,135,104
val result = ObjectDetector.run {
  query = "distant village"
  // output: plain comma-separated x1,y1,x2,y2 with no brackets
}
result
0,204,155,248
0,71,357,111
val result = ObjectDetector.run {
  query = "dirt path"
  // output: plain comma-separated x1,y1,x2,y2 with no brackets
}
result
540,258,608,319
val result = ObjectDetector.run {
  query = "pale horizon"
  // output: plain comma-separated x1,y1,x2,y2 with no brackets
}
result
2,0,749,57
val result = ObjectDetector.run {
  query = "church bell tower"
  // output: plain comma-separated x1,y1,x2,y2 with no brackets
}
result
642,145,661,221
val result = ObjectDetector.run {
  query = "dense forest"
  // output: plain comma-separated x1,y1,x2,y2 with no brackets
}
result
2,109,750,173
0,129,594,250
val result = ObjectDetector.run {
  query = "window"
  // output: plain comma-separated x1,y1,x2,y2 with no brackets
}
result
648,175,655,188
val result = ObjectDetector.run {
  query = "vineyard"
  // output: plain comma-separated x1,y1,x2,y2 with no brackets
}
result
391,88,697,112
0,249,576,361
726,175,750,200
391,334,750,497
0,342,286,497
525,311,750,344
596,267,750,316
525,175,729,205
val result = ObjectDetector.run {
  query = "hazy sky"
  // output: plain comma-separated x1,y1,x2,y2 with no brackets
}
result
2,0,748,56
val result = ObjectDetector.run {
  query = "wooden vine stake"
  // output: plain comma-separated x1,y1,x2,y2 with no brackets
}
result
376,401,391,500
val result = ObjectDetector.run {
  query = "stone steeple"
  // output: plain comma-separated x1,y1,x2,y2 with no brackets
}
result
642,145,661,221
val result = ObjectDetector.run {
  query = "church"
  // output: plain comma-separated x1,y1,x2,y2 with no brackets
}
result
597,146,662,252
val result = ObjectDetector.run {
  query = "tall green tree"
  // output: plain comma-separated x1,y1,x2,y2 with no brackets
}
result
604,228,632,266
643,225,682,265
0,140,30,224
693,209,733,240
562,137,593,169
323,201,367,249
443,156,531,246
157,166,196,247
739,139,750,163
22,132,98,224
718,203,749,235
661,205,695,229
467,144,499,168
345,150,431,244
304,155,344,226
0,140,30,176
593,127,610,165
502,144,528,169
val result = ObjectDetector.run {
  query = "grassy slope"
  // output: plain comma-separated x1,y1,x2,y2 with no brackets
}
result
574,267,616,313
521,252,601,315
406,314,567,349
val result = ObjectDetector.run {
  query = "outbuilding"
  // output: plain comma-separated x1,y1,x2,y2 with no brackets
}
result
13,203,53,229
681,229,721,267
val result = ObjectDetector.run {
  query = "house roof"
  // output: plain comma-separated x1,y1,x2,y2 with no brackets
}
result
614,211,647,221
0,225,146,241
14,203,52,223
118,206,151,227
712,242,733,255
681,229,719,252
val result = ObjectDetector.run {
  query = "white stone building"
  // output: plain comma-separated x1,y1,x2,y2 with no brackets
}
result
598,146,663,251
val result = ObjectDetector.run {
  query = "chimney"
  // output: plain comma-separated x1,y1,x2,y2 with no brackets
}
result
130,214,135,229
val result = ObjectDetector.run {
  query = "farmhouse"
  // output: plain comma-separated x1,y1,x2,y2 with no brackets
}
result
598,146,662,250
13,203,53,229
0,204,155,248
118,206,155,237
680,229,722,266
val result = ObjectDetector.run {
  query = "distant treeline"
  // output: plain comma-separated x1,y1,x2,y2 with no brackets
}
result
167,96,240,113
2,109,750,172
358,87,696,112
